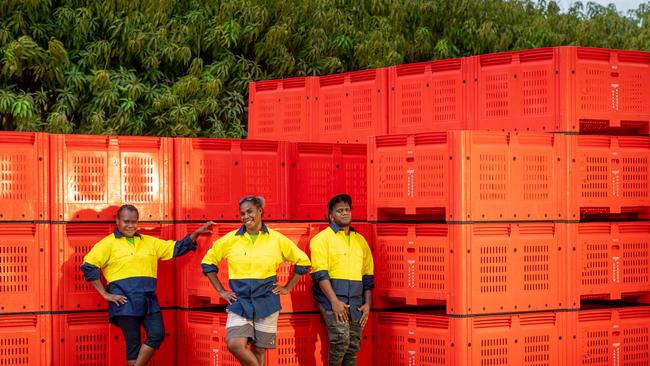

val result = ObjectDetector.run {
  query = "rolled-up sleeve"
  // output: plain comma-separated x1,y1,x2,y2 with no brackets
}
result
309,236,330,282
361,238,374,290
279,236,311,275
201,238,224,275
81,241,110,282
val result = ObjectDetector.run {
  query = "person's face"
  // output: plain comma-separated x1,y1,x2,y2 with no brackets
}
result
330,201,352,228
116,209,138,238
239,201,262,231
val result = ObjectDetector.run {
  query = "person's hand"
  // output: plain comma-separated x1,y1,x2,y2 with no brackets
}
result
219,290,237,304
197,221,215,235
272,283,290,295
358,303,370,327
332,299,350,323
103,293,128,306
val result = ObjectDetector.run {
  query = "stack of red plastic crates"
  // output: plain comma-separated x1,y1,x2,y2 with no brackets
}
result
249,46,650,365
173,137,373,366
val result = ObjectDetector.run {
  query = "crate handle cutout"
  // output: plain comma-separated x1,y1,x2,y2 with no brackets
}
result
415,317,449,329
480,52,514,67
319,74,346,86
577,48,610,61
519,314,557,326
618,51,650,63
578,312,612,322
350,69,379,83
414,133,447,145
240,140,280,151
191,139,233,150
619,308,650,319
296,143,334,154
283,78,309,89
431,59,463,73
618,223,650,234
375,135,409,148
187,313,216,325
376,225,409,236
0,315,37,328
395,62,428,76
519,48,555,63
415,226,448,237
0,134,35,144
618,137,650,149
576,136,612,148
473,317,512,329
66,313,106,325
118,137,162,149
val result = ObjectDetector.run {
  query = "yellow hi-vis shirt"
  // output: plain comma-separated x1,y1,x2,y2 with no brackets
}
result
309,224,374,321
201,223,311,319
81,228,195,320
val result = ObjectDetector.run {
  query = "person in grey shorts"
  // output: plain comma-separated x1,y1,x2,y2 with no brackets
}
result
201,196,311,366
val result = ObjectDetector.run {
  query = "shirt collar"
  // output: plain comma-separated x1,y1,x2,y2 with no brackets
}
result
235,223,269,236
329,223,355,234
113,227,142,239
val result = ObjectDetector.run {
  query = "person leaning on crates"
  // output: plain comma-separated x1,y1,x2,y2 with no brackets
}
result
80,204,214,366
310,194,374,366
201,195,311,366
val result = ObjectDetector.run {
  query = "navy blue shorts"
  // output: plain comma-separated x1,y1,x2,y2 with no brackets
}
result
113,312,165,360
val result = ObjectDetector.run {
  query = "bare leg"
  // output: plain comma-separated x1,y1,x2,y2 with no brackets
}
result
252,346,267,366
133,344,156,366
228,338,260,366
127,361,136,366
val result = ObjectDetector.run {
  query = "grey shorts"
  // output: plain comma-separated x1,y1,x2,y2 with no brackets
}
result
225,310,280,349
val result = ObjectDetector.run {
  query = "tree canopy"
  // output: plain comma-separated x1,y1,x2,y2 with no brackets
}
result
1,0,649,137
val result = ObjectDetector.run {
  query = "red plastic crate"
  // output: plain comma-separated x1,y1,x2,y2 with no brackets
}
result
368,131,565,222
176,223,320,312
49,134,173,222
248,77,317,142
178,311,238,366
0,132,49,221
51,223,177,311
388,58,472,134
572,222,650,302
567,135,650,220
266,313,322,366
568,306,650,365
174,138,288,221
313,69,388,143
472,47,561,133
288,142,367,221
0,224,50,313
374,311,569,366
374,223,573,315
53,312,124,366
0,314,51,366
562,47,650,134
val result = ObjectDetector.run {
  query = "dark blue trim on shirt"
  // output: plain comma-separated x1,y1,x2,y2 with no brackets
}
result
201,263,218,275
294,265,310,275
113,228,142,239
235,223,270,236
81,262,100,281
362,275,375,290
310,270,331,282
173,235,197,257
328,223,355,234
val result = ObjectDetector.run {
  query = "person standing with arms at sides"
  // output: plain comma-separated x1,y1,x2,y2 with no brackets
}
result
81,204,214,366
201,195,311,366
310,194,374,366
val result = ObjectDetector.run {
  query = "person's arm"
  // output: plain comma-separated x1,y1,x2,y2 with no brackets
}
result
310,237,350,323
80,240,126,305
89,279,127,306
273,235,311,295
156,221,216,260
205,272,237,304
201,237,236,303
358,238,375,327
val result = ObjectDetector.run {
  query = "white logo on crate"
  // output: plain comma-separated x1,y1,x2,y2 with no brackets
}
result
407,259,416,289
213,348,219,366
407,169,415,197
611,83,619,111
612,342,620,366
408,350,417,366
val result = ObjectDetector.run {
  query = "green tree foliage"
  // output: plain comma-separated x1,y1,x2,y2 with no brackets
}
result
1,0,649,137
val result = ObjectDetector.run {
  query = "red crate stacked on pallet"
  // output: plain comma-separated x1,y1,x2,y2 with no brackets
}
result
51,223,177,311
313,69,388,143
49,134,173,222
174,138,289,221
373,222,575,314
373,310,570,366
0,313,52,366
248,77,317,142
368,131,565,222
567,305,650,365
287,142,367,220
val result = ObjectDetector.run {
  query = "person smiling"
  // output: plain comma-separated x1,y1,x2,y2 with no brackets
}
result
80,204,214,366
201,195,311,366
